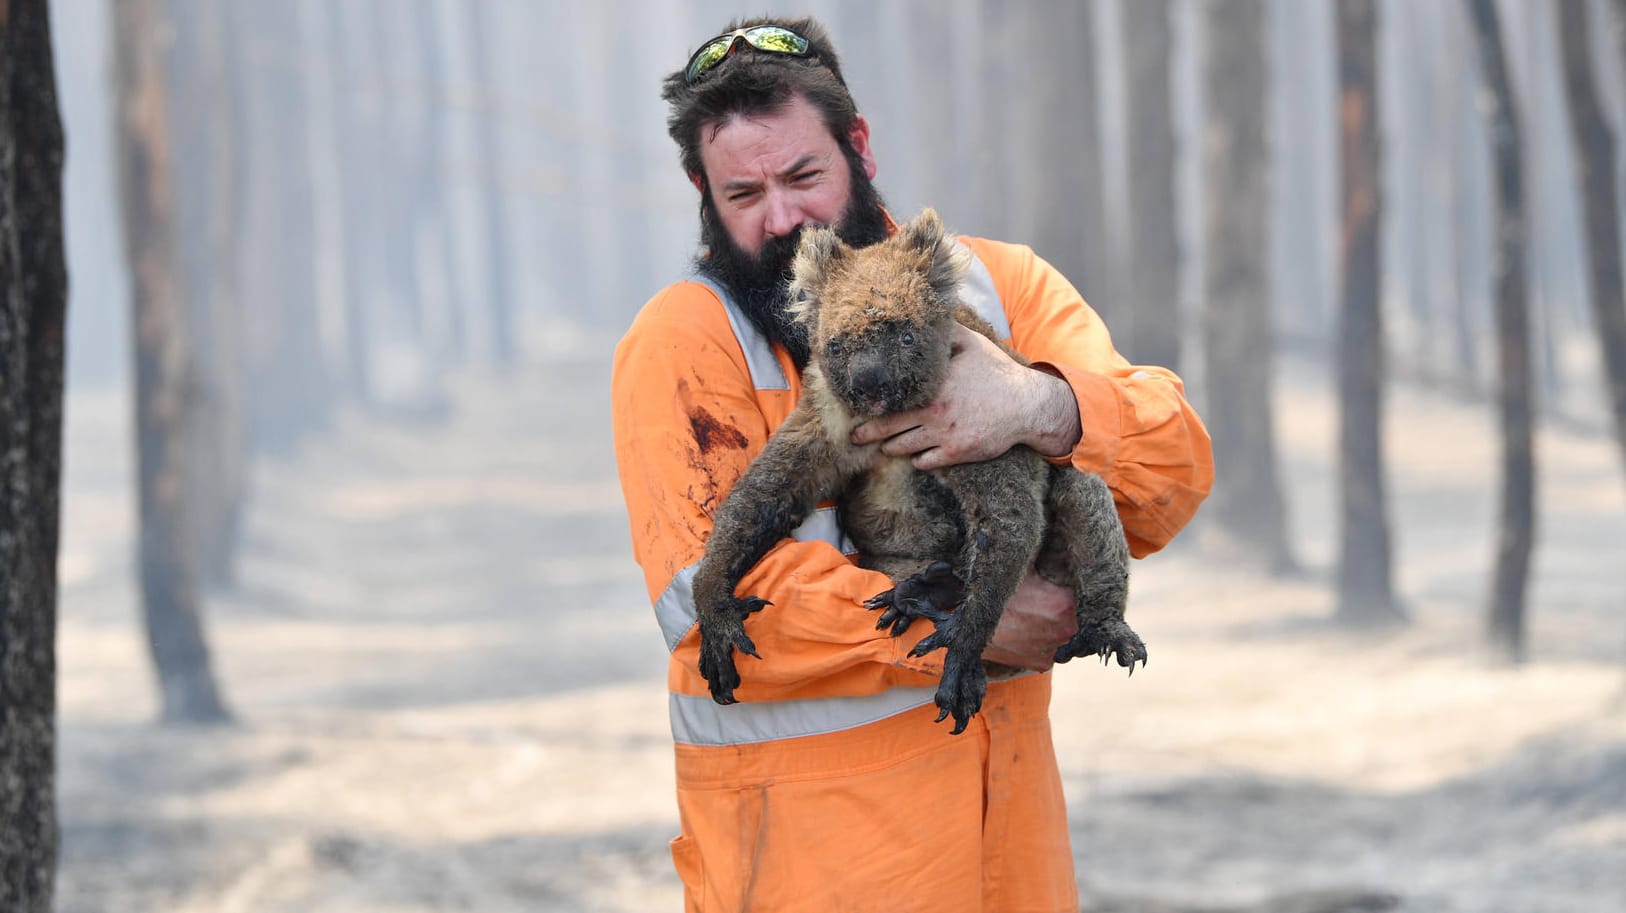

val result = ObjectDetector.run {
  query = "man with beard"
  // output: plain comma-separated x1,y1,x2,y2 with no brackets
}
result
611,16,1213,912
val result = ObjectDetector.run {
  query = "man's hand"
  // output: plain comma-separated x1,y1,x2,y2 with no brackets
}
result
849,324,1082,471
980,571,1078,672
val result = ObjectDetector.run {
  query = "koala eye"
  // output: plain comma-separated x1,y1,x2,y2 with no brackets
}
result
899,332,915,347
826,340,843,357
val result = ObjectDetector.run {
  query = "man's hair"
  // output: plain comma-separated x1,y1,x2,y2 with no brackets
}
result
661,16,858,184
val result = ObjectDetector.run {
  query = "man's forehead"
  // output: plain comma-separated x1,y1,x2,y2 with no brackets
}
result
700,98,836,168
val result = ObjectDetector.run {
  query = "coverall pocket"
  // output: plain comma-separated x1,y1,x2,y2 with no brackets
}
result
670,834,705,912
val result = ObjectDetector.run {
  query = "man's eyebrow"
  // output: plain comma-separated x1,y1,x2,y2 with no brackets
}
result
720,155,822,193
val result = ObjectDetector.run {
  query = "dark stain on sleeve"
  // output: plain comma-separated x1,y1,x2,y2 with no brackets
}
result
689,406,748,454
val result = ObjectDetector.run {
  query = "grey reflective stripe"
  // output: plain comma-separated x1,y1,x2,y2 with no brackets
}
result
670,686,937,746
957,243,1011,339
652,507,851,654
794,504,857,556
654,563,700,653
688,273,790,391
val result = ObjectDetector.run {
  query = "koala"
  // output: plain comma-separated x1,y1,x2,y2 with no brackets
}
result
690,208,1144,734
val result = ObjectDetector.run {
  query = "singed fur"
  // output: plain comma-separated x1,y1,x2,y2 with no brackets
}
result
691,208,1144,732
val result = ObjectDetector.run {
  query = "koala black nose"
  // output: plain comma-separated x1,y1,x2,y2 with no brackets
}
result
850,363,888,399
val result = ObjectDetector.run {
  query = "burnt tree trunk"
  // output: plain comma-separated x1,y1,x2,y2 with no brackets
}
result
1335,0,1403,626
1125,0,1181,370
0,2,67,907
1202,0,1296,572
1563,0,1626,479
114,0,231,724
1468,0,1535,662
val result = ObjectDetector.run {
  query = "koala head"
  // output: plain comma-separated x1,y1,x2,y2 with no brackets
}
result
788,208,971,416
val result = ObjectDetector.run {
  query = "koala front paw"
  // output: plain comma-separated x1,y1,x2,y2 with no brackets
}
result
696,596,770,705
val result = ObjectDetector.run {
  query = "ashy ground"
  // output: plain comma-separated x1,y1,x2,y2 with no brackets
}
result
52,337,1626,912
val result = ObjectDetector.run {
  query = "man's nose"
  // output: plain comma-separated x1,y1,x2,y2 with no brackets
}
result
763,192,804,240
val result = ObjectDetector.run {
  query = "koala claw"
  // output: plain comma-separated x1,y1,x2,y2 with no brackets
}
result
1053,617,1147,670
866,561,962,638
932,648,987,735
696,596,772,705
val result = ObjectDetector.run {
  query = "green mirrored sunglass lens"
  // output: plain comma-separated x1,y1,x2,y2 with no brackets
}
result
746,28,808,53
688,41,730,78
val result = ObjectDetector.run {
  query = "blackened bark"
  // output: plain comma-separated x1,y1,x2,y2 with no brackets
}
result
1125,0,1181,371
1335,0,1403,626
1202,0,1296,572
0,1,67,907
114,0,231,724
1561,0,1626,479
1468,0,1535,662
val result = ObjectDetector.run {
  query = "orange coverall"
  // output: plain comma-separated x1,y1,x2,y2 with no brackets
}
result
612,233,1213,912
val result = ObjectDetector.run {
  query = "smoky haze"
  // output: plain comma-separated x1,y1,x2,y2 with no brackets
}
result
39,1,1626,911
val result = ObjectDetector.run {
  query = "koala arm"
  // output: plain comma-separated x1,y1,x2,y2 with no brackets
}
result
961,236,1216,558
612,287,949,702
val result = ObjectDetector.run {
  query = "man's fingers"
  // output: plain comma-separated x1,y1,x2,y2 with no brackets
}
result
852,415,922,447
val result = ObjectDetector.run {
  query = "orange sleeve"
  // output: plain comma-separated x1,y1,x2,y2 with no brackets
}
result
962,237,1215,558
611,283,943,703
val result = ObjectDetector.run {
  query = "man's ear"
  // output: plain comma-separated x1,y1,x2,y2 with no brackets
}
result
847,114,877,181
787,226,846,327
689,171,705,193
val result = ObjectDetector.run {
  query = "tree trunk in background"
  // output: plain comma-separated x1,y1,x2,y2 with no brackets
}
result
467,2,517,368
1124,0,1181,370
413,0,466,363
171,0,247,588
1467,0,1535,663
1202,0,1296,572
1024,0,1099,304
1562,0,1626,480
0,2,67,906
328,3,376,399
113,0,231,724
1334,0,1403,626
238,2,330,452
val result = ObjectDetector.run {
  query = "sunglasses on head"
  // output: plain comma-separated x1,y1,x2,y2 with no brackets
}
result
684,25,813,84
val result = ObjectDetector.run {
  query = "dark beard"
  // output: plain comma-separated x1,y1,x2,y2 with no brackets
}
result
696,150,890,371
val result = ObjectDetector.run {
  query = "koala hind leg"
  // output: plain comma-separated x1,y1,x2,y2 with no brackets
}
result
1037,467,1144,669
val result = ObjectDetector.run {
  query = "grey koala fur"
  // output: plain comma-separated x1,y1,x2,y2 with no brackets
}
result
690,208,1144,734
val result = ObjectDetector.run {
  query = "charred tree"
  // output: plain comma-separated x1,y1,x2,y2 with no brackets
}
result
1561,0,1626,479
1202,0,1296,572
1468,0,1535,662
1124,0,1181,370
0,1,67,906
114,0,231,724
1335,0,1403,626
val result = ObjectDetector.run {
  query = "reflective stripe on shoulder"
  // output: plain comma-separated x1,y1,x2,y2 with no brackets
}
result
957,242,1011,339
688,273,790,391
670,685,937,746
653,506,852,653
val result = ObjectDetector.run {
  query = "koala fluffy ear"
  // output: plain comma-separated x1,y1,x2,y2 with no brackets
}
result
901,207,971,306
788,225,846,326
